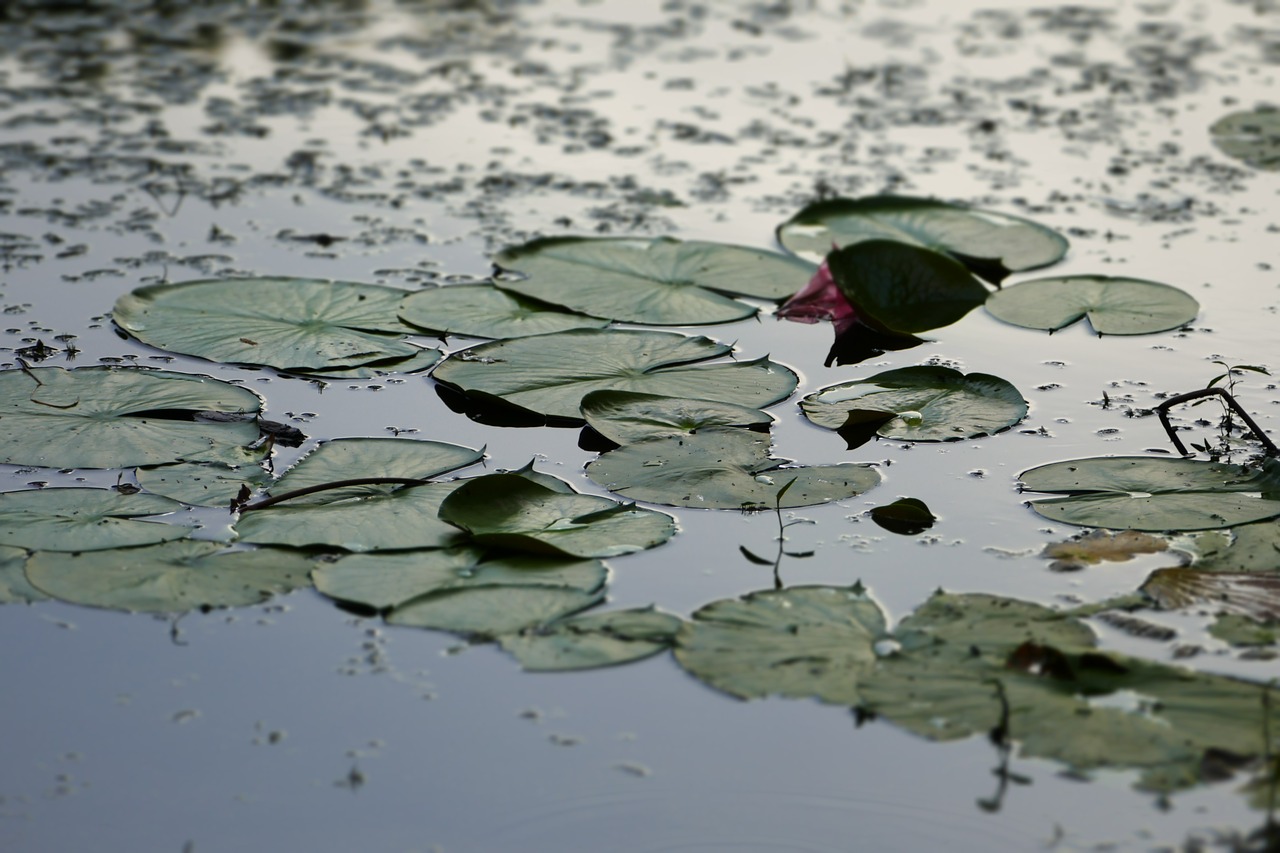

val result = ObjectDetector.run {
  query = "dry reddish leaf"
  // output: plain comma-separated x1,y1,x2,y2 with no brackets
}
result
1042,529,1170,572
1141,568,1280,622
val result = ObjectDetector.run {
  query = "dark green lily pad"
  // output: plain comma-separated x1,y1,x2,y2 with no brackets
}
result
113,277,436,371
136,462,272,507
498,607,683,671
493,236,814,325
438,474,676,558
674,585,887,705
387,584,605,637
24,540,313,613
1019,457,1280,531
431,329,799,423
580,390,772,445
985,276,1199,335
0,366,263,468
312,547,608,611
399,284,608,339
869,498,936,535
0,488,189,552
585,429,880,510
800,366,1027,447
826,241,991,334
0,546,45,604
777,196,1067,283
1210,107,1280,171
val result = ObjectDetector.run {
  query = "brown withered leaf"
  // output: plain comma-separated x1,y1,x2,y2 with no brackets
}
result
1141,568,1280,623
1042,529,1172,572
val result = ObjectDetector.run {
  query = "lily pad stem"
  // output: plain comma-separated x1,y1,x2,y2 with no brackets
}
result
1154,387,1278,457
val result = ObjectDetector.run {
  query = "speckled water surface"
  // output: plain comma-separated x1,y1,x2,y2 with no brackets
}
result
2,1,1279,850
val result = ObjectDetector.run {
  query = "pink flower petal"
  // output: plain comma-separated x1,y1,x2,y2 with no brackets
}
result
777,258,858,332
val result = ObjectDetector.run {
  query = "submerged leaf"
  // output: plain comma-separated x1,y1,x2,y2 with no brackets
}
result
1042,530,1171,572
494,236,814,325
398,284,608,339
498,607,683,671
24,540,313,613
985,276,1199,335
1142,568,1280,623
0,488,188,552
585,429,879,510
438,474,676,558
0,366,262,469
431,329,798,423
777,195,1067,283
1019,457,1280,531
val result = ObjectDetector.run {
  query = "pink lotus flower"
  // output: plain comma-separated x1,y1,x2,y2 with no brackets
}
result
777,255,859,336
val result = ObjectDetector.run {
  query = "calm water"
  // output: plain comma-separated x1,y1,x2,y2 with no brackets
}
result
1,1,1278,850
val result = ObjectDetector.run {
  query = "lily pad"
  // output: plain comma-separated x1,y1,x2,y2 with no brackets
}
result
437,474,676,558
869,498,936,535
0,545,45,604
777,196,1068,283
286,345,442,379
585,429,879,510
493,236,814,325
674,585,887,705
313,547,608,611
24,540,314,613
136,462,272,506
0,366,263,468
387,584,605,637
580,390,772,446
1209,614,1277,647
1182,521,1280,573
1141,568,1280,623
800,366,1027,447
985,276,1199,335
431,329,799,423
1019,457,1280,531
0,488,188,552
264,437,484,504
825,241,991,334
235,481,467,552
398,284,608,339
1042,530,1171,572
113,277,436,371
1210,107,1280,171
498,607,683,671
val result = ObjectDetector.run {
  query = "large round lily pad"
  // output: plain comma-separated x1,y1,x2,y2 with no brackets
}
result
431,329,799,423
113,277,436,371
438,474,677,558
0,488,189,552
580,390,772,445
585,429,880,510
0,366,263,469
24,540,314,613
985,276,1199,335
498,607,683,672
777,195,1067,283
312,547,608,611
1019,457,1280,531
1210,107,1280,171
398,284,608,339
493,236,814,325
387,584,605,637
674,585,887,705
800,366,1027,445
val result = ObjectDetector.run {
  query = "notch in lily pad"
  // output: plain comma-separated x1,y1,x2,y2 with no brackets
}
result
777,195,1068,285
985,276,1199,335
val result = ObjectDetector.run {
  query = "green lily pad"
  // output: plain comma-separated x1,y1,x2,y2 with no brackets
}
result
985,276,1199,335
777,196,1068,283
264,437,484,505
398,284,608,339
431,329,799,423
387,584,605,637
800,366,1027,447
493,236,814,325
235,481,467,552
1209,613,1277,647
313,547,608,611
0,488,189,552
286,345,443,379
826,241,991,334
1019,457,1280,531
0,366,263,468
585,429,880,510
24,540,313,613
1210,107,1280,171
136,462,272,506
438,474,676,558
113,277,436,371
674,585,887,705
0,546,45,604
860,592,1280,793
498,607,683,671
1185,520,1280,573
869,498,936,535
581,390,772,445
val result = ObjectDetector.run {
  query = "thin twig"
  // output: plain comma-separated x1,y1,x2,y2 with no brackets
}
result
1153,386,1279,457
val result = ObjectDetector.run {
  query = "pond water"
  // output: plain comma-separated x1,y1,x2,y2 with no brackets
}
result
2,0,1279,850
